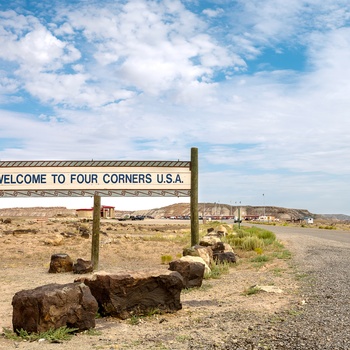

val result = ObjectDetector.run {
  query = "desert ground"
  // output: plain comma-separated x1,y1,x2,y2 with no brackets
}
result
0,217,303,350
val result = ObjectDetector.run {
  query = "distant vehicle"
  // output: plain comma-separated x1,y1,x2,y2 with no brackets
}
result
130,215,145,221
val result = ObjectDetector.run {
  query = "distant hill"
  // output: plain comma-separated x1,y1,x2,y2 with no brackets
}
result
0,207,76,218
131,203,316,221
315,213,350,221
0,203,349,221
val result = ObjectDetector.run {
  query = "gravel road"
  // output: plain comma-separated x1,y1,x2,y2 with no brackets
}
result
226,225,350,350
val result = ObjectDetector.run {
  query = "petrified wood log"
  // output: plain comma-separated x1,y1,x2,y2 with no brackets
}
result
12,282,98,333
73,258,93,274
48,253,73,273
169,259,205,288
77,271,184,319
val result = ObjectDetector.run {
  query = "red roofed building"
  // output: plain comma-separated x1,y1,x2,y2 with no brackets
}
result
76,205,115,219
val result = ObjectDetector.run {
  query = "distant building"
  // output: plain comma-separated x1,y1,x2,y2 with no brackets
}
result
243,215,260,221
76,205,115,219
258,215,276,222
303,217,314,224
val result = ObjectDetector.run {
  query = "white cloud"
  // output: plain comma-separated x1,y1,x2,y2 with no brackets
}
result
0,2,246,110
57,0,244,97
0,14,80,71
202,8,224,18
1,0,350,214
0,73,19,100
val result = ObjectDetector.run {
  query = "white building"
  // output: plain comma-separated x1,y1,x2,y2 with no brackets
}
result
303,217,314,224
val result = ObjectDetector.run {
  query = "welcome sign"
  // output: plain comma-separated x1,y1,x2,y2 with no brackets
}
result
0,160,191,197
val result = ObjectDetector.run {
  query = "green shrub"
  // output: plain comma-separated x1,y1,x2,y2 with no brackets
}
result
318,225,336,230
161,255,173,264
256,229,276,241
4,326,78,343
205,261,230,279
129,315,141,325
243,286,261,295
243,226,276,240
241,236,264,251
226,226,276,251
226,236,244,248
254,247,264,255
263,238,275,246
250,255,270,263
235,229,251,238
272,240,284,249
274,249,292,259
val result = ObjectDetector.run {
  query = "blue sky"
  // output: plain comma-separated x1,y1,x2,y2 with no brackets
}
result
0,0,350,214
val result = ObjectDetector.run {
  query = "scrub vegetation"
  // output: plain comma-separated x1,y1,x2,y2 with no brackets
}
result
0,217,296,350
3,326,77,343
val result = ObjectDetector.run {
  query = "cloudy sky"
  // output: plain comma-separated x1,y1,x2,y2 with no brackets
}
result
0,0,350,214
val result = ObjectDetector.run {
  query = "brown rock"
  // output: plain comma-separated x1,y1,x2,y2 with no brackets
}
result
199,236,221,247
73,258,93,274
169,259,205,288
48,253,73,273
13,229,38,235
215,224,228,237
211,241,226,253
44,235,64,246
179,255,211,275
213,251,237,264
183,245,213,267
77,271,184,319
12,282,98,333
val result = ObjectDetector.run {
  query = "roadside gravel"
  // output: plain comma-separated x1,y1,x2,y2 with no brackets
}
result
222,229,350,350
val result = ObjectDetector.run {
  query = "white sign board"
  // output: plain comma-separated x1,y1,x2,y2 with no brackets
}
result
0,160,191,197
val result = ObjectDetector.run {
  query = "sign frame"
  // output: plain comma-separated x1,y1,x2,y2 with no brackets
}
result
0,160,191,198
0,148,199,270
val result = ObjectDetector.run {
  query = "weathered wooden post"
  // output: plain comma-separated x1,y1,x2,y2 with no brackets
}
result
238,206,241,229
190,147,199,246
91,194,101,270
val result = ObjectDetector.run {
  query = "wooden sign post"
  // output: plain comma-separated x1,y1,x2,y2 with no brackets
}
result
190,147,199,246
91,194,101,270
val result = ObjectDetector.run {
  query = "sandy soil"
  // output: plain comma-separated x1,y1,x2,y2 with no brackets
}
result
0,218,302,350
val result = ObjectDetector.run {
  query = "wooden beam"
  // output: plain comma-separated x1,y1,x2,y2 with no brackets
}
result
91,194,101,270
190,147,199,246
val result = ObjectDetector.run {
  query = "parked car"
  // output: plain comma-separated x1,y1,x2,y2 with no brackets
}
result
130,215,145,220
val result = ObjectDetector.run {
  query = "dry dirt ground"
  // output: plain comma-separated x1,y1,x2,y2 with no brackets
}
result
0,218,303,350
